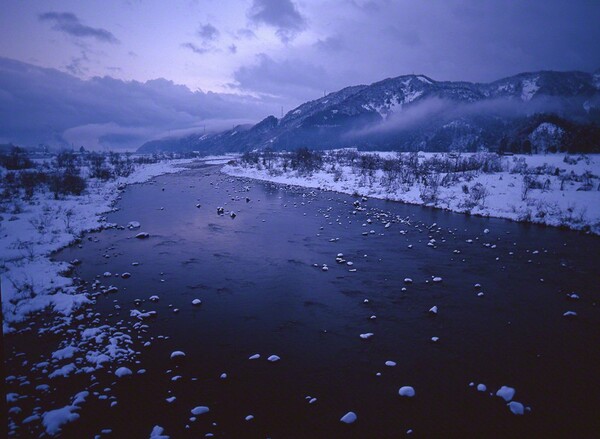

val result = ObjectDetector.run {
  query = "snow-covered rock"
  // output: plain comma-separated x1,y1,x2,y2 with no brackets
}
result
508,401,525,415
191,406,210,415
115,367,133,378
149,425,170,439
127,221,141,229
170,351,186,360
42,405,81,435
340,411,357,424
398,386,416,397
496,386,516,402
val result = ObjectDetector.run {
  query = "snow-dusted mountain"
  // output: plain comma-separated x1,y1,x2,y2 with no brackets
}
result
139,70,600,153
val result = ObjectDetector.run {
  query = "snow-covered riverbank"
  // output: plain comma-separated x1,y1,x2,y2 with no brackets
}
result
223,152,600,235
1,158,195,333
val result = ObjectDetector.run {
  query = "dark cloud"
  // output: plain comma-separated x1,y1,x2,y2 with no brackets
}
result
181,42,210,55
386,26,421,47
348,0,381,13
233,54,332,102
65,51,90,76
314,36,345,52
197,23,220,42
276,0,600,91
228,44,238,54
235,28,257,40
0,57,278,150
39,12,119,44
247,0,307,43
183,23,220,55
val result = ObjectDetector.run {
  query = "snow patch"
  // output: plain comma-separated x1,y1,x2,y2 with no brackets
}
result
191,406,210,415
521,78,539,101
340,411,357,423
496,386,516,402
398,386,416,397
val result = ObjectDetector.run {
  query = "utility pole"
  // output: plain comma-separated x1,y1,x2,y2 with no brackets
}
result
281,106,283,118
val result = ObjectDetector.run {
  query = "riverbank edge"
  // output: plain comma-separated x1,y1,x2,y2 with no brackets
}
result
221,161,600,237
1,158,196,334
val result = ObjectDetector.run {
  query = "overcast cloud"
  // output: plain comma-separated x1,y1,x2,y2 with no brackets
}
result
0,0,598,149
39,12,119,44
247,0,307,43
0,57,278,150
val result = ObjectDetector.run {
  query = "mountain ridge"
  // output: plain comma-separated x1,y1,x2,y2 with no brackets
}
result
138,69,600,154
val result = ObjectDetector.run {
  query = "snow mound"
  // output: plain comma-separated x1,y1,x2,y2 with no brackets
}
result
398,386,416,397
115,367,133,378
170,351,186,360
340,411,357,424
149,425,170,439
508,401,525,415
191,406,210,415
496,386,516,402
42,404,81,435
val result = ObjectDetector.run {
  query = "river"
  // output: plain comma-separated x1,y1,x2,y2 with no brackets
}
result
9,163,600,438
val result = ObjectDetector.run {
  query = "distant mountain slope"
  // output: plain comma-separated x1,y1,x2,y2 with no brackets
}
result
138,70,600,154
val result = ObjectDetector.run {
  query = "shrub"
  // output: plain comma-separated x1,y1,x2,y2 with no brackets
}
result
62,172,86,195
109,152,135,177
242,151,260,165
510,157,528,174
19,171,47,199
55,150,78,170
521,174,543,200
469,182,488,207
49,170,86,199
563,155,577,165
0,147,34,170
88,153,113,180
419,173,441,203
290,148,323,174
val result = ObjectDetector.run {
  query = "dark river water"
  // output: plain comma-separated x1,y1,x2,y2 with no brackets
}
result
12,164,600,438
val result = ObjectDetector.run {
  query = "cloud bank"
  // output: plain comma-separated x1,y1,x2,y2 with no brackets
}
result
0,57,278,150
247,0,307,43
348,94,590,141
232,0,600,103
39,12,119,44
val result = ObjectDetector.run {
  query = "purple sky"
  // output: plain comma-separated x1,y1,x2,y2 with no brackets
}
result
1,0,599,149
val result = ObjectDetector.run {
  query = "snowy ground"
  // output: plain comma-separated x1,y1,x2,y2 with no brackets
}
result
1,156,216,437
1,158,196,333
200,153,239,165
223,152,600,235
